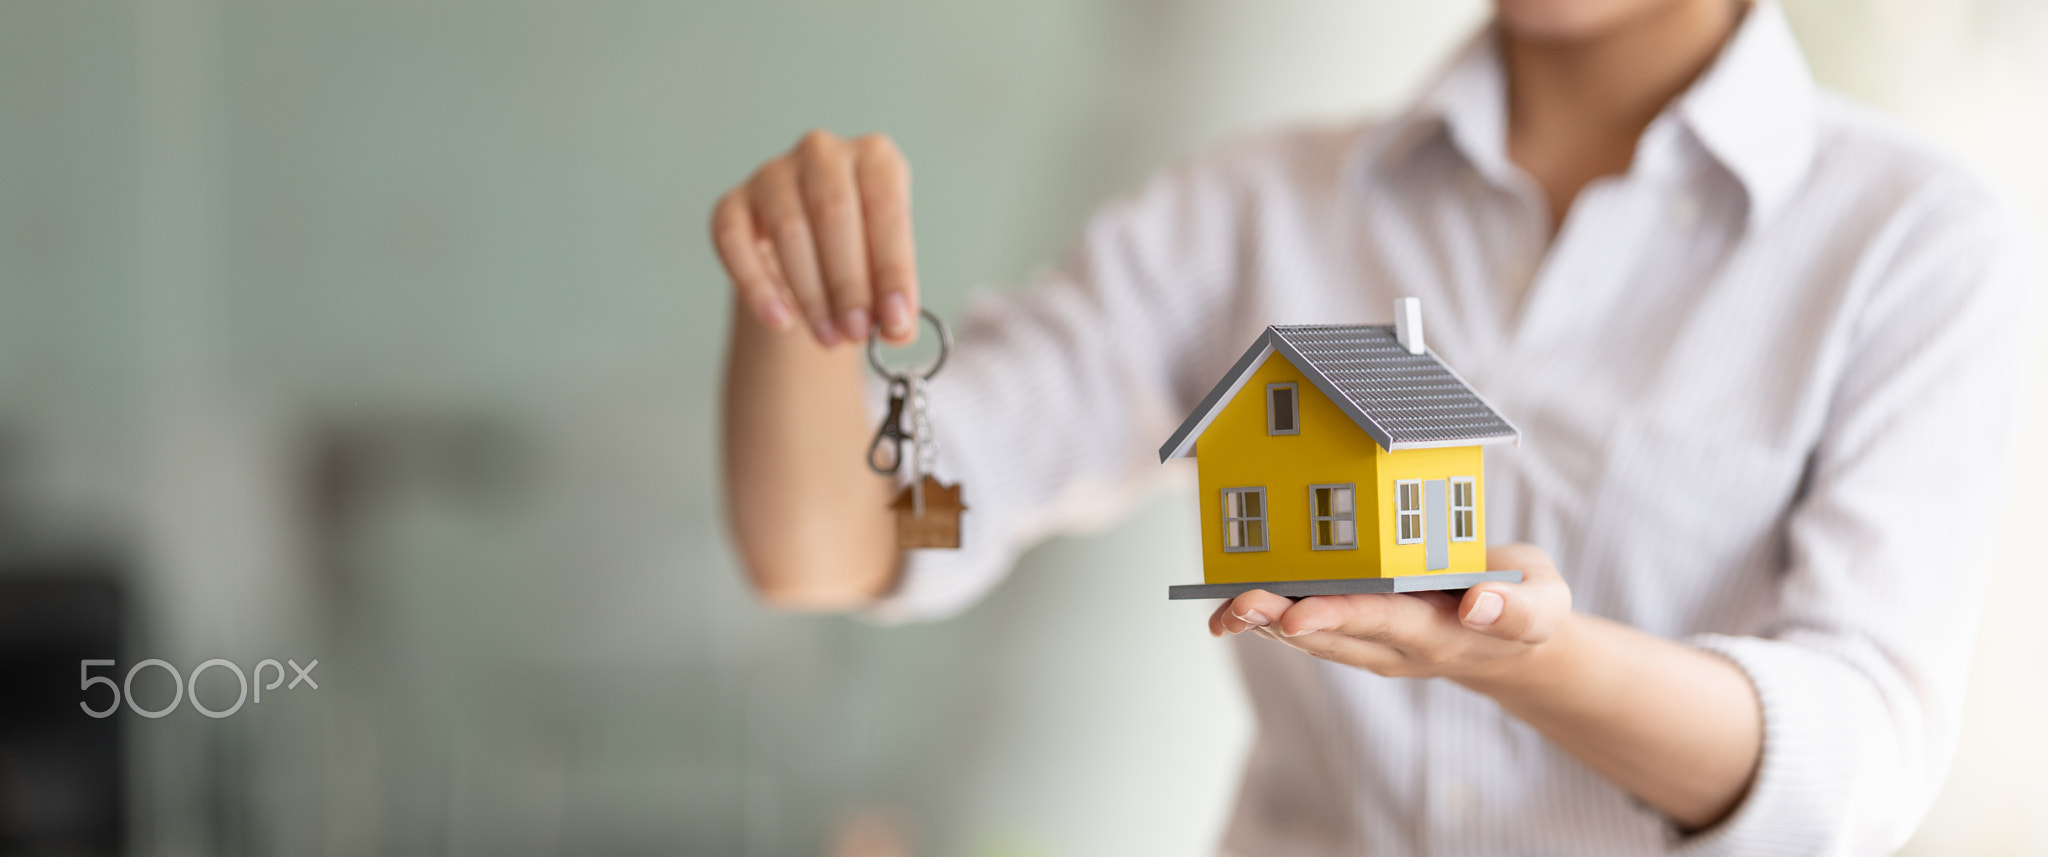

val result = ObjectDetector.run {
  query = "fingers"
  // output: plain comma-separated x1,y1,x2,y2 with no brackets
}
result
1460,588,1509,631
1210,548,1578,681
716,130,921,350
1207,599,1231,637
750,158,838,346
854,134,919,343
1460,543,1572,643
1215,589,1293,635
1457,584,1549,643
796,130,874,343
1271,628,1413,674
1276,592,1439,641
1217,588,1485,643
710,191,797,332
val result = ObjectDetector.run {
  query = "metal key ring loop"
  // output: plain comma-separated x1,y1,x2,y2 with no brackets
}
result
867,308,952,381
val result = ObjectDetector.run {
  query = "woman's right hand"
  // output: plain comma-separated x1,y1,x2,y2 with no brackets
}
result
710,130,920,347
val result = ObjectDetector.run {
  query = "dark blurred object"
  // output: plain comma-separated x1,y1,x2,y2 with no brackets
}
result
0,567,127,856
304,413,528,579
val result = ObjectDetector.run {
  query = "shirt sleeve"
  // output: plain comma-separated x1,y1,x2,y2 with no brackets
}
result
1674,184,2045,855
861,148,1257,624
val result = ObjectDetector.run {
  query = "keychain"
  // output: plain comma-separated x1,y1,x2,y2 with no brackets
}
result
867,309,966,550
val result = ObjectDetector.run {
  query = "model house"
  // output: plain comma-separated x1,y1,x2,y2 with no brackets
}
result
1159,299,1522,599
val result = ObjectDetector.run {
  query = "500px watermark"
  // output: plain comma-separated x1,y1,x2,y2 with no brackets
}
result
80,658,318,719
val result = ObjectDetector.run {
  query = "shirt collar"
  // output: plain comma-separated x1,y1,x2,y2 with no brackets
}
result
1676,2,1818,223
1356,2,1819,225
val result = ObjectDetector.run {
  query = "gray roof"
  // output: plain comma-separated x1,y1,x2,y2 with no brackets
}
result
1158,324,1519,461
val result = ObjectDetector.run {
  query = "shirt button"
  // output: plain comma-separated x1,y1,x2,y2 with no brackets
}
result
1442,782,1477,821
1505,261,1537,293
1671,195,1700,227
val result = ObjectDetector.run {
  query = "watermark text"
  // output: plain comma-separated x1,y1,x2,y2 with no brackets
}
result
80,658,318,718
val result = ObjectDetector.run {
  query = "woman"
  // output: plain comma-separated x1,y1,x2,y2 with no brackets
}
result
713,0,2040,853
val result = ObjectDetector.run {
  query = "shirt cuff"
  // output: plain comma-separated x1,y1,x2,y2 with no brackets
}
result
859,538,1001,624
1671,633,1877,856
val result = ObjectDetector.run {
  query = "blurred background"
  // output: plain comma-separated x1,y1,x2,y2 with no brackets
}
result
2,1,2046,855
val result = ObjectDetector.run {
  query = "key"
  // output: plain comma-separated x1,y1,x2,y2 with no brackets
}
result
867,310,965,550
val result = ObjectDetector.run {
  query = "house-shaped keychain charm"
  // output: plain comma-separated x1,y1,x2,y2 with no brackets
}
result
1159,298,1523,599
891,475,966,549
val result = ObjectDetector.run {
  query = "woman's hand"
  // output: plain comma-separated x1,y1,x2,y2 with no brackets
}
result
715,131,917,611
1207,543,1761,829
710,130,920,348
1207,543,1573,686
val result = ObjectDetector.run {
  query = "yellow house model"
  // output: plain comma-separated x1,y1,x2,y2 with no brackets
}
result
1160,299,1522,599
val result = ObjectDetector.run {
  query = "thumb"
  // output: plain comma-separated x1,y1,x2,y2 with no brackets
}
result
1458,544,1569,642
1459,585,1536,641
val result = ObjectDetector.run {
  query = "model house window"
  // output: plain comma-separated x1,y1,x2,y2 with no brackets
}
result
1395,480,1422,544
1309,484,1357,550
1450,477,1476,542
1222,487,1268,552
1267,383,1299,435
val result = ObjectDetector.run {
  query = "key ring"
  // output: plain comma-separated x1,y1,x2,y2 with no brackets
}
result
867,308,951,381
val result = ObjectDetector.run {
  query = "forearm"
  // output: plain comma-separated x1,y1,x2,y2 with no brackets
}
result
1463,613,1763,831
721,304,899,610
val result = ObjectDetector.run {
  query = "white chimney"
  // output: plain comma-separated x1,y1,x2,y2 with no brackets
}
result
1394,297,1425,354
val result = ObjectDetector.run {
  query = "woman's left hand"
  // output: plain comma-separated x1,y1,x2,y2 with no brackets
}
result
1208,543,1573,685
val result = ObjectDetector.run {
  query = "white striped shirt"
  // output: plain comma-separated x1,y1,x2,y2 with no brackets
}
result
868,4,2043,854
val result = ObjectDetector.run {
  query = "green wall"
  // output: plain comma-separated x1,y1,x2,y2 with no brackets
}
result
0,3,1487,855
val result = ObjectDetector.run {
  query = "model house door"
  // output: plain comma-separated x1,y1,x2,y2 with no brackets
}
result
1424,479,1449,571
